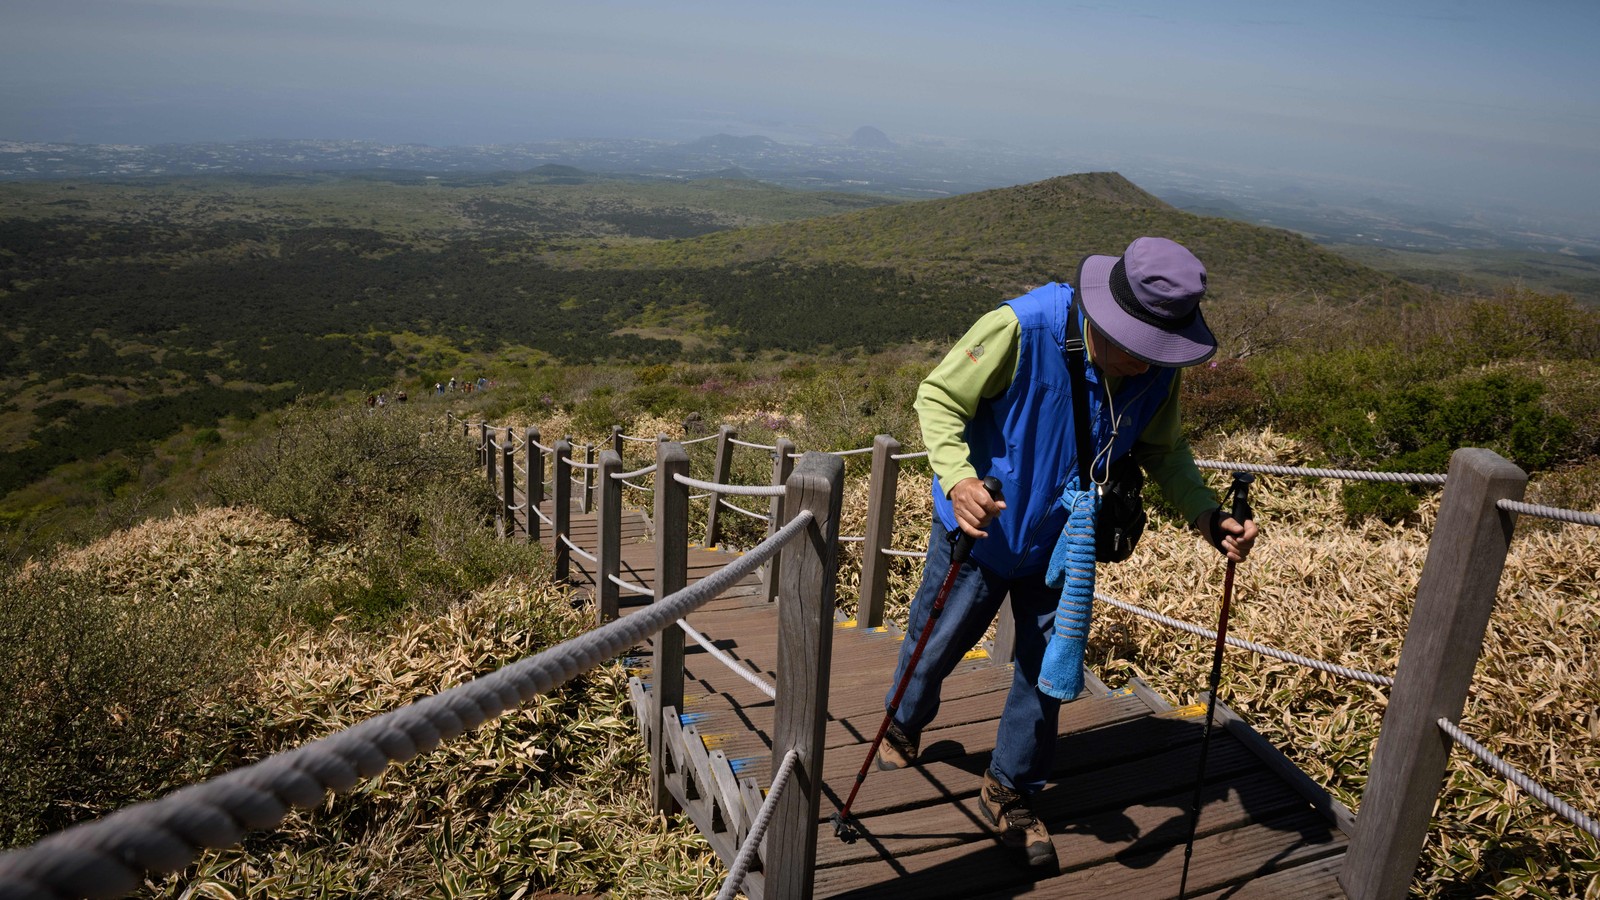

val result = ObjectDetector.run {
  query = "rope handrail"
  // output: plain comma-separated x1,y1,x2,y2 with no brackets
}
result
715,749,799,900
558,535,599,565
890,450,929,461
682,433,720,445
728,437,778,451
1194,460,1447,485
824,446,874,457
1096,592,1396,687
677,619,777,701
529,439,555,454
1437,717,1600,841
1498,499,1600,527
612,463,658,481
531,506,553,527
619,479,654,494
565,458,601,472
616,433,658,444
608,574,654,596
881,548,928,559
672,473,787,498
838,535,865,543
718,498,773,523
0,510,816,898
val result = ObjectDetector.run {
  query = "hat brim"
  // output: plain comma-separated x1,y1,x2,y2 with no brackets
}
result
1077,254,1217,367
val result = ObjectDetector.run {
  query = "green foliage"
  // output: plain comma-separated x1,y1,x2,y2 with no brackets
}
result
210,402,541,623
0,555,270,847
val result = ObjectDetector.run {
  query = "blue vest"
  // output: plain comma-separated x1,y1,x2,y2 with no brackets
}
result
932,283,1175,576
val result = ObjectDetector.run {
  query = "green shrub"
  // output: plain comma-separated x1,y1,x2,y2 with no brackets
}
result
0,563,253,847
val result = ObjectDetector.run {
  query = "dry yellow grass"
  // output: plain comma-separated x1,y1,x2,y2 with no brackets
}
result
44,505,353,602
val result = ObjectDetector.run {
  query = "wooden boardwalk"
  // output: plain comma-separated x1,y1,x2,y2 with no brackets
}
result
527,496,1351,899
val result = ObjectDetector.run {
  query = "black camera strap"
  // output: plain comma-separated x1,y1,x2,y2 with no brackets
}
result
1063,308,1096,493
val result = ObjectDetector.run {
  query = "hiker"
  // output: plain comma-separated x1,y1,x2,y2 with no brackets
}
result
879,237,1258,869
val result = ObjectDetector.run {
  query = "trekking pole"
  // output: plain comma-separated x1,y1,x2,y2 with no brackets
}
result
831,477,1002,844
1177,472,1254,899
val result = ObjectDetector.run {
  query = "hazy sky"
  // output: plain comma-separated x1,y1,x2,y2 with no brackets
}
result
3,0,1598,223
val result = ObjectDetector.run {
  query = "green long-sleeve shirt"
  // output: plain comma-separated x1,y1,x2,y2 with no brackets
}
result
915,305,1219,526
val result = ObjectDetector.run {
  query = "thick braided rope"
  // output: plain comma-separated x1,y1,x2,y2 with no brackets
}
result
619,479,655,494
681,433,720,445
0,511,814,900
529,439,555,454
565,457,601,472
612,463,658,481
1437,718,1600,840
616,433,658,444
1194,460,1447,485
1096,593,1395,687
531,506,554,528
728,438,778,451
558,534,599,565
824,446,874,457
882,548,927,559
718,498,774,523
1498,499,1600,527
673,474,787,497
715,749,800,900
890,450,929,461
677,620,777,700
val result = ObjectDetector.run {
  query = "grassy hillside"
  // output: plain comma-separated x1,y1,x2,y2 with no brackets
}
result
569,173,1418,306
1,169,1589,546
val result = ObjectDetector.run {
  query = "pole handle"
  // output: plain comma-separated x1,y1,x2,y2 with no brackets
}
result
949,476,1003,566
1229,471,1255,525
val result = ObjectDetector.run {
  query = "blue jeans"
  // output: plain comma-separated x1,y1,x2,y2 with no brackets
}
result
885,524,1063,793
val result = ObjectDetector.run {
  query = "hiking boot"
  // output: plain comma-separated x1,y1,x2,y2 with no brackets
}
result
876,721,920,771
979,770,1058,870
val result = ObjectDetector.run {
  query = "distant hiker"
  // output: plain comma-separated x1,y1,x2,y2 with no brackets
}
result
376,393,386,408
397,390,407,403
365,394,376,409
448,376,457,392
878,237,1257,870
435,382,444,395
477,376,487,391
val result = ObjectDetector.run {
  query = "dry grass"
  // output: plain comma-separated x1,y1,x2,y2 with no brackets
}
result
161,578,722,899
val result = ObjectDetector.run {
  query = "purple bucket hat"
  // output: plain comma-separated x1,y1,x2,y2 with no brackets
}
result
1077,236,1216,367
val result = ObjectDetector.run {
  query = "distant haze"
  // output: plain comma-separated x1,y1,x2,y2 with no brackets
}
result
2,0,1598,231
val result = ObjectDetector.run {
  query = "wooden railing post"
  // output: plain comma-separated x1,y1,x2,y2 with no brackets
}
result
479,422,490,479
611,425,624,459
596,449,623,624
526,427,543,544
499,427,515,540
766,451,845,900
765,438,796,604
858,434,901,628
1340,448,1527,900
552,438,573,582
651,441,691,815
580,443,596,514
704,425,737,548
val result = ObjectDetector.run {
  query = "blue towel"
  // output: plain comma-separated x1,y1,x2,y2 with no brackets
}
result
1039,489,1097,701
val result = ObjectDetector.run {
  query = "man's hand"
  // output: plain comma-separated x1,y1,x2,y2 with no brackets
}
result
949,477,1005,538
1202,508,1258,562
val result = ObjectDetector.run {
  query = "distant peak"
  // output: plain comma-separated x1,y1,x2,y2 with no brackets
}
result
849,126,896,150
